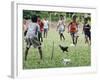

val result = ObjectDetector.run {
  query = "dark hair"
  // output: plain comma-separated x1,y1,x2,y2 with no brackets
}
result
84,18,88,21
60,15,63,17
24,16,30,20
72,15,77,19
31,15,38,22
37,15,40,18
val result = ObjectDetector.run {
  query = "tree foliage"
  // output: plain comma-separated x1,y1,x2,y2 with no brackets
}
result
23,10,91,22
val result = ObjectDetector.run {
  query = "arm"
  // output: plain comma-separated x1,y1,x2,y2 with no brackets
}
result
57,21,60,31
35,26,38,35
76,23,79,32
67,23,71,33
82,24,84,34
63,21,66,31
48,21,49,30
41,22,44,31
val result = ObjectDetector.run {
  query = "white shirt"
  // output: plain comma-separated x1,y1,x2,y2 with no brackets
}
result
43,20,49,29
57,20,65,31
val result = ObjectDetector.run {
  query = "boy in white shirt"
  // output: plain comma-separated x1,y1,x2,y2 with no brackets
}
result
43,17,49,38
57,15,65,40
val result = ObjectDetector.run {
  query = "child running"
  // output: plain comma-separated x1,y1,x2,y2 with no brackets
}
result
25,15,42,61
68,15,79,46
83,17,91,45
57,15,65,41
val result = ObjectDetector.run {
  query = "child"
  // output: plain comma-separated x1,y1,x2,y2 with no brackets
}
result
23,17,29,36
37,16,44,42
25,15,42,61
68,15,79,46
83,18,91,45
43,17,49,38
57,15,65,41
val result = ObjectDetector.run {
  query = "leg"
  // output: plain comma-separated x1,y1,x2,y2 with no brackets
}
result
41,32,43,42
85,32,90,44
44,29,46,38
38,32,41,41
71,33,75,44
45,29,48,38
25,38,31,61
24,30,27,36
46,31,47,38
85,31,90,45
61,33,65,40
75,33,79,45
88,32,91,45
75,36,78,45
40,32,43,42
32,37,43,59
85,35,88,43
60,33,62,41
38,46,43,59
25,47,30,61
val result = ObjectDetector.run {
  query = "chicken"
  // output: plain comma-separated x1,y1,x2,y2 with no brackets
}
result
59,45,68,52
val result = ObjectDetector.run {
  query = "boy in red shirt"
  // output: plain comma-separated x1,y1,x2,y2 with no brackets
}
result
68,15,79,46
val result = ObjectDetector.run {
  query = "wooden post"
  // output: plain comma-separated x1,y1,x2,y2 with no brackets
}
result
51,41,54,60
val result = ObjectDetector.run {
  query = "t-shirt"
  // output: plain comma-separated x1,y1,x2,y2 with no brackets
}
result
69,22,78,32
43,20,49,29
83,24,91,32
26,22,40,39
37,19,44,32
57,20,65,31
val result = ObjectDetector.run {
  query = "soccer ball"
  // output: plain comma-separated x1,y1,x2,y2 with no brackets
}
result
63,58,71,65
70,44,75,47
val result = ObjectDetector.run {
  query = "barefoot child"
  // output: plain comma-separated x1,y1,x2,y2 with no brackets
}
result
57,15,65,41
25,15,43,61
83,17,91,45
68,15,79,46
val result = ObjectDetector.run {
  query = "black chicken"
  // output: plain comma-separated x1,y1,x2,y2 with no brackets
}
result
59,45,68,52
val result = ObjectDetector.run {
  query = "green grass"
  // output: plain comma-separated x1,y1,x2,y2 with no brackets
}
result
23,27,91,69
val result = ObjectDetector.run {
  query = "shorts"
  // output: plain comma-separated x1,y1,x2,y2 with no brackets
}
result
25,36,41,48
70,32,78,37
44,28,48,33
59,29,64,34
84,31,91,40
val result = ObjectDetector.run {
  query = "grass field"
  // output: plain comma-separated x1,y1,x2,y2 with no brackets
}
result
23,24,91,69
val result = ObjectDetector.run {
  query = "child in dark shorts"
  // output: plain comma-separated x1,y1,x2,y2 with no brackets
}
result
25,15,43,61
83,18,91,44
